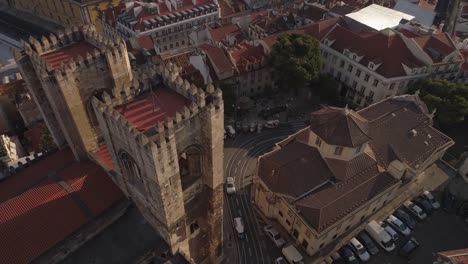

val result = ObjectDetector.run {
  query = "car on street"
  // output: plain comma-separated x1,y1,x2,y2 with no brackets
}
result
398,237,419,259
357,232,379,255
330,252,345,264
226,125,236,138
275,257,288,264
386,215,411,236
234,217,245,239
394,208,417,229
422,190,440,209
263,225,286,247
349,237,370,262
226,177,236,194
414,197,433,215
282,245,304,264
403,200,427,220
380,221,399,241
339,246,360,264
365,220,395,252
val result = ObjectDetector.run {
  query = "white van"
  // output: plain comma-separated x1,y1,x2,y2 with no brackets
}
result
365,220,395,252
281,245,304,264
234,217,245,239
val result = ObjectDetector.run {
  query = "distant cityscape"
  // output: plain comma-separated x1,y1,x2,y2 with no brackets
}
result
0,0,467,264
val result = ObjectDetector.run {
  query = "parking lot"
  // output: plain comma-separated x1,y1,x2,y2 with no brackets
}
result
368,209,468,264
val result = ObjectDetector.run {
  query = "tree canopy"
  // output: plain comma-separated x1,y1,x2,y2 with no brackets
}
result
268,33,322,92
408,79,468,126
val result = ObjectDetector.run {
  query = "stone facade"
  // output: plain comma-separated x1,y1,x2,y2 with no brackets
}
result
14,26,224,263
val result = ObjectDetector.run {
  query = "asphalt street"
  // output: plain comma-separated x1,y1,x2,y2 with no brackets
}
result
223,121,307,264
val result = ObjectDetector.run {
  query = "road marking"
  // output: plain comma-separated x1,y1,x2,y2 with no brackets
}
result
249,247,252,257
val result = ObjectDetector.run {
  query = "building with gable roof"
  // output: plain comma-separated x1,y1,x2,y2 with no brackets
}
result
253,94,454,258
100,0,220,54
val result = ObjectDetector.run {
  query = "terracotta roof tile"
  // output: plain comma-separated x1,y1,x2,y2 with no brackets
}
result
116,86,191,132
95,144,114,170
229,42,267,74
411,33,458,62
209,24,243,42
326,25,425,77
309,106,370,148
437,248,468,264
41,42,96,70
198,43,234,77
0,148,124,263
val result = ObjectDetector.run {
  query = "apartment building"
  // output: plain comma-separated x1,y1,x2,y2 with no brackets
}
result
12,0,121,31
100,0,220,54
253,94,454,257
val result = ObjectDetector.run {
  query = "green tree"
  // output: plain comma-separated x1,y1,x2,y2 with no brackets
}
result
408,80,468,126
316,74,339,103
268,33,322,93
38,126,55,153
216,81,236,117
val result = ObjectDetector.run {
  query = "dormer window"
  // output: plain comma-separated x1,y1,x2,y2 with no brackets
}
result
369,62,374,69
315,137,322,147
334,146,343,156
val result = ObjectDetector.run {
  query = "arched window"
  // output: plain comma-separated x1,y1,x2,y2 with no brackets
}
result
178,145,204,190
119,151,145,193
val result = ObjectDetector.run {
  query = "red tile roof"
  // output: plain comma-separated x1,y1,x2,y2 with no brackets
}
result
0,148,123,264
209,24,244,42
0,179,88,264
24,122,47,153
95,144,114,170
326,25,425,77
116,86,191,132
198,43,234,77
437,248,468,264
229,42,267,74
411,33,457,62
41,42,96,70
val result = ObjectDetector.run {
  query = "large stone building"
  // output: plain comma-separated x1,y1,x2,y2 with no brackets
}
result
11,0,122,31
260,15,463,108
253,94,453,258
11,25,224,263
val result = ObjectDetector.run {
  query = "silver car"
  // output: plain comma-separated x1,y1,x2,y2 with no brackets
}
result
264,225,285,247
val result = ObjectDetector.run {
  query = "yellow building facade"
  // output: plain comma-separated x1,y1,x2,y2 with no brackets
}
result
13,0,123,31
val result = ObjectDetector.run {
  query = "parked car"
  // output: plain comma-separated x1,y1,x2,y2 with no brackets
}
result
330,252,345,264
365,220,395,252
264,225,286,247
349,237,370,262
282,245,304,264
403,200,427,220
265,119,280,128
398,237,419,259
339,246,360,264
226,177,236,194
414,197,433,215
380,221,399,241
234,217,245,239
386,215,411,236
422,190,440,209
357,232,379,255
226,125,236,138
394,209,417,229
275,257,288,264
249,122,256,133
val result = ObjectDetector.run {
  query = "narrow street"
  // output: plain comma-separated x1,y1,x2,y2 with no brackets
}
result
223,121,306,263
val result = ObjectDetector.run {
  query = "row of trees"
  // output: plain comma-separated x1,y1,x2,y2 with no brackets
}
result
408,80,468,126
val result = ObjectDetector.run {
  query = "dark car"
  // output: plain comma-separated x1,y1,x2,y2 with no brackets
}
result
340,246,360,264
443,189,457,212
414,197,433,215
358,232,379,255
330,252,345,264
394,209,417,229
398,237,419,259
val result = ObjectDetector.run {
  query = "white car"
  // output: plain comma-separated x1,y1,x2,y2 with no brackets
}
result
234,217,245,239
404,200,427,220
380,221,399,241
422,190,440,209
275,257,288,264
226,177,236,194
264,225,286,247
226,125,236,137
386,215,411,236
349,237,370,262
